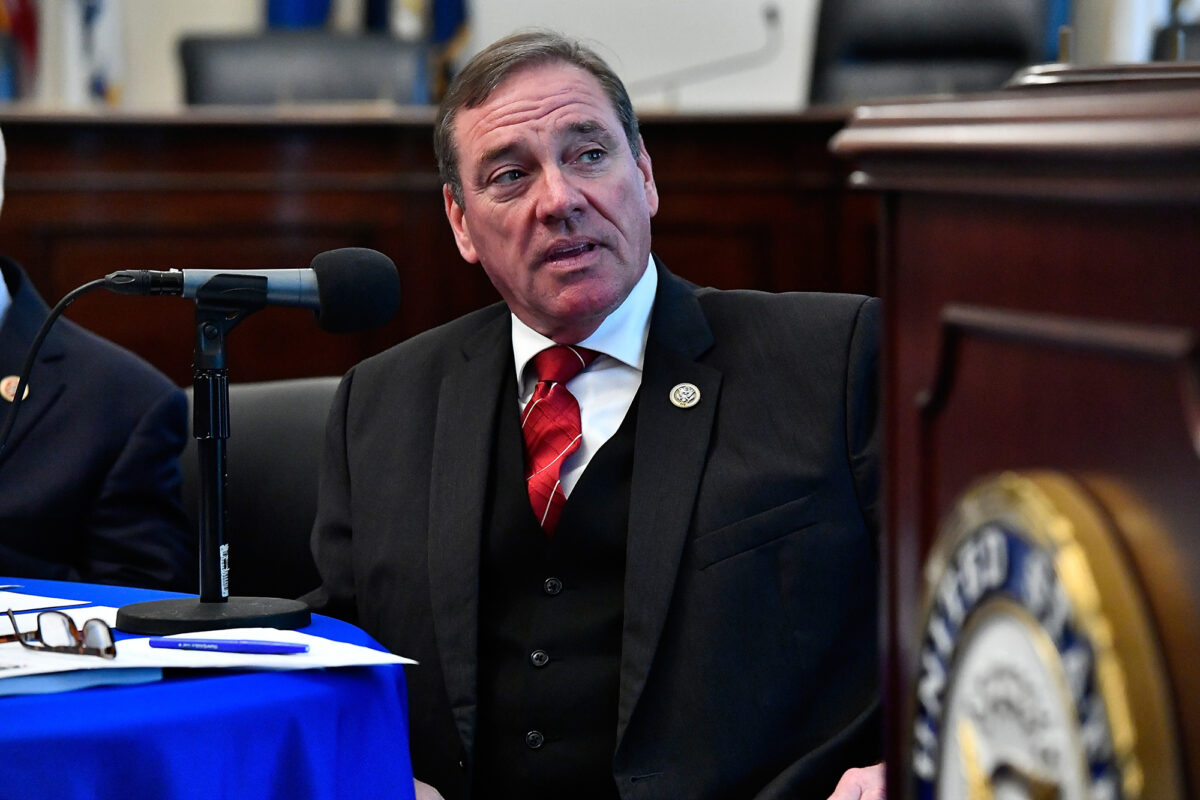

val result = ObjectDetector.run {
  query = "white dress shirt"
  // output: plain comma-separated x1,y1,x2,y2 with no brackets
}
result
512,256,657,496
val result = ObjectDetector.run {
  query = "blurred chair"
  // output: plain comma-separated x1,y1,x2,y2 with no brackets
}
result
181,376,341,600
809,0,1049,105
1153,24,1200,61
179,32,428,105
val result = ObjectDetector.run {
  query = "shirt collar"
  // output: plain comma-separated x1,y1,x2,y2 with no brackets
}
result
0,267,12,330
512,254,657,387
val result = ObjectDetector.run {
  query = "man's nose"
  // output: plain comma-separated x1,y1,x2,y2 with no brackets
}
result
535,166,585,221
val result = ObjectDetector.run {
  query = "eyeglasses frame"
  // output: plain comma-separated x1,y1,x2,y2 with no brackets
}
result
2,608,117,659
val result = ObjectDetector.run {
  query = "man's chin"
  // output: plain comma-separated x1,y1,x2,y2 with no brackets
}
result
531,294,622,342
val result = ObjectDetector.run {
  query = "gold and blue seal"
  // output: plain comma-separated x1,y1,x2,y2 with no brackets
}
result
911,471,1183,799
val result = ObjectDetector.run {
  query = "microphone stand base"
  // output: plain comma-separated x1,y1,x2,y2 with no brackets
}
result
114,597,311,635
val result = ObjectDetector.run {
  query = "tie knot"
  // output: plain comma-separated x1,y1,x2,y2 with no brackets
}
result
532,345,598,385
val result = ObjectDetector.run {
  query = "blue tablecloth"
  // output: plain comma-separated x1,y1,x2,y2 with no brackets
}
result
0,577,415,800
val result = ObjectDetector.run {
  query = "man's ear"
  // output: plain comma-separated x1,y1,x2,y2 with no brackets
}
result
444,184,479,263
635,135,659,218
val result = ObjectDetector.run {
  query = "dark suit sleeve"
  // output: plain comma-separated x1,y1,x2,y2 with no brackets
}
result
766,295,883,796
0,541,76,582
303,368,360,623
847,296,881,542
753,700,882,798
85,384,196,592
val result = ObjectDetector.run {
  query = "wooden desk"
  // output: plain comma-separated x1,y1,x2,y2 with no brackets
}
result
0,108,872,386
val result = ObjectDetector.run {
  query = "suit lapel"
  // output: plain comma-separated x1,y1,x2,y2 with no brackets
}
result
423,269,722,751
0,265,67,468
617,265,719,742
426,308,512,755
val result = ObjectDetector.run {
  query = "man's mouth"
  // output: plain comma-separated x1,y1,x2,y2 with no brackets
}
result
544,241,597,263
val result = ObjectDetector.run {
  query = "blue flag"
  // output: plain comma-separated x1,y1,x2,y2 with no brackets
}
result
267,0,331,29
431,0,466,46
1044,0,1071,60
431,0,467,99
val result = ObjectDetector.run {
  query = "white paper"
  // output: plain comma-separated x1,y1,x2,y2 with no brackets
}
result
0,598,415,696
116,628,417,671
0,591,90,614
0,623,414,683
0,665,161,696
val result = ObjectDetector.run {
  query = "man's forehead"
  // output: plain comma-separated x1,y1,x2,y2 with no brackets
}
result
458,63,619,148
480,60,605,108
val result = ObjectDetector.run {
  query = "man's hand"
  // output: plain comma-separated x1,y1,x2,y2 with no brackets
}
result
827,763,885,799
414,779,445,800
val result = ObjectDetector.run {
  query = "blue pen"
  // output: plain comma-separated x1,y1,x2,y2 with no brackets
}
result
148,638,309,655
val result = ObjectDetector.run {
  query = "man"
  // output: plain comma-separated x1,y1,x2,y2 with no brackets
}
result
0,258,195,591
308,31,884,799
0,130,194,591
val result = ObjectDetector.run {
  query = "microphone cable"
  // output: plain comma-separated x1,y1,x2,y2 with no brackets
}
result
0,278,106,459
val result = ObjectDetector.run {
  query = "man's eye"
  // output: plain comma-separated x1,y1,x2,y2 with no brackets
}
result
578,149,605,164
492,169,524,185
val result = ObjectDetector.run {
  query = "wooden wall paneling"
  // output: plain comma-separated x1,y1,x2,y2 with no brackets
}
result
644,112,876,296
0,113,478,386
0,110,868,387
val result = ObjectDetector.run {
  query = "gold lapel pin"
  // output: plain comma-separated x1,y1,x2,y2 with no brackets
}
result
0,375,29,403
669,382,700,409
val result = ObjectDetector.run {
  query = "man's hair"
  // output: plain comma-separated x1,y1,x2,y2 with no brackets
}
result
434,30,641,209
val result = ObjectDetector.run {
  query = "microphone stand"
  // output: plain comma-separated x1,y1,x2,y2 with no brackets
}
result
116,275,311,634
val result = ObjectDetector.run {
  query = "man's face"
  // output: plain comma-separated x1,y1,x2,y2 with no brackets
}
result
444,61,659,343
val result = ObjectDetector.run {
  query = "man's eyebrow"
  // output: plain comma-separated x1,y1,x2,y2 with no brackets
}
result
565,120,617,143
474,120,620,176
478,141,521,168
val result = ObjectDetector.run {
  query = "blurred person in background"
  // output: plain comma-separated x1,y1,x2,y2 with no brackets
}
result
0,127,195,591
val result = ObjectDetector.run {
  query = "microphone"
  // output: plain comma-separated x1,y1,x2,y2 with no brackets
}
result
103,247,399,333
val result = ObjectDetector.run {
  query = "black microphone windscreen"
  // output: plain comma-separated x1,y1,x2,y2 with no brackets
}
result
310,248,400,333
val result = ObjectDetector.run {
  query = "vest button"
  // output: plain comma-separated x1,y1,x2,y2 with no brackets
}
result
525,730,545,749
530,649,550,667
543,577,563,595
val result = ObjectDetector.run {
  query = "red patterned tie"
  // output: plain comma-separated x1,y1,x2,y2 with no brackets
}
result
522,345,599,535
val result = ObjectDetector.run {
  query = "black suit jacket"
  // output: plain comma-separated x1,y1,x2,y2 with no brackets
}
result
309,261,881,798
0,259,194,590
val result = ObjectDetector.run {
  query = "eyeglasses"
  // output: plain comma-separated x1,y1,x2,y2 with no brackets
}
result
2,608,117,659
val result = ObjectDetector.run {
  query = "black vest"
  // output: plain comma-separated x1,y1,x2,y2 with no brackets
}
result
472,392,638,799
